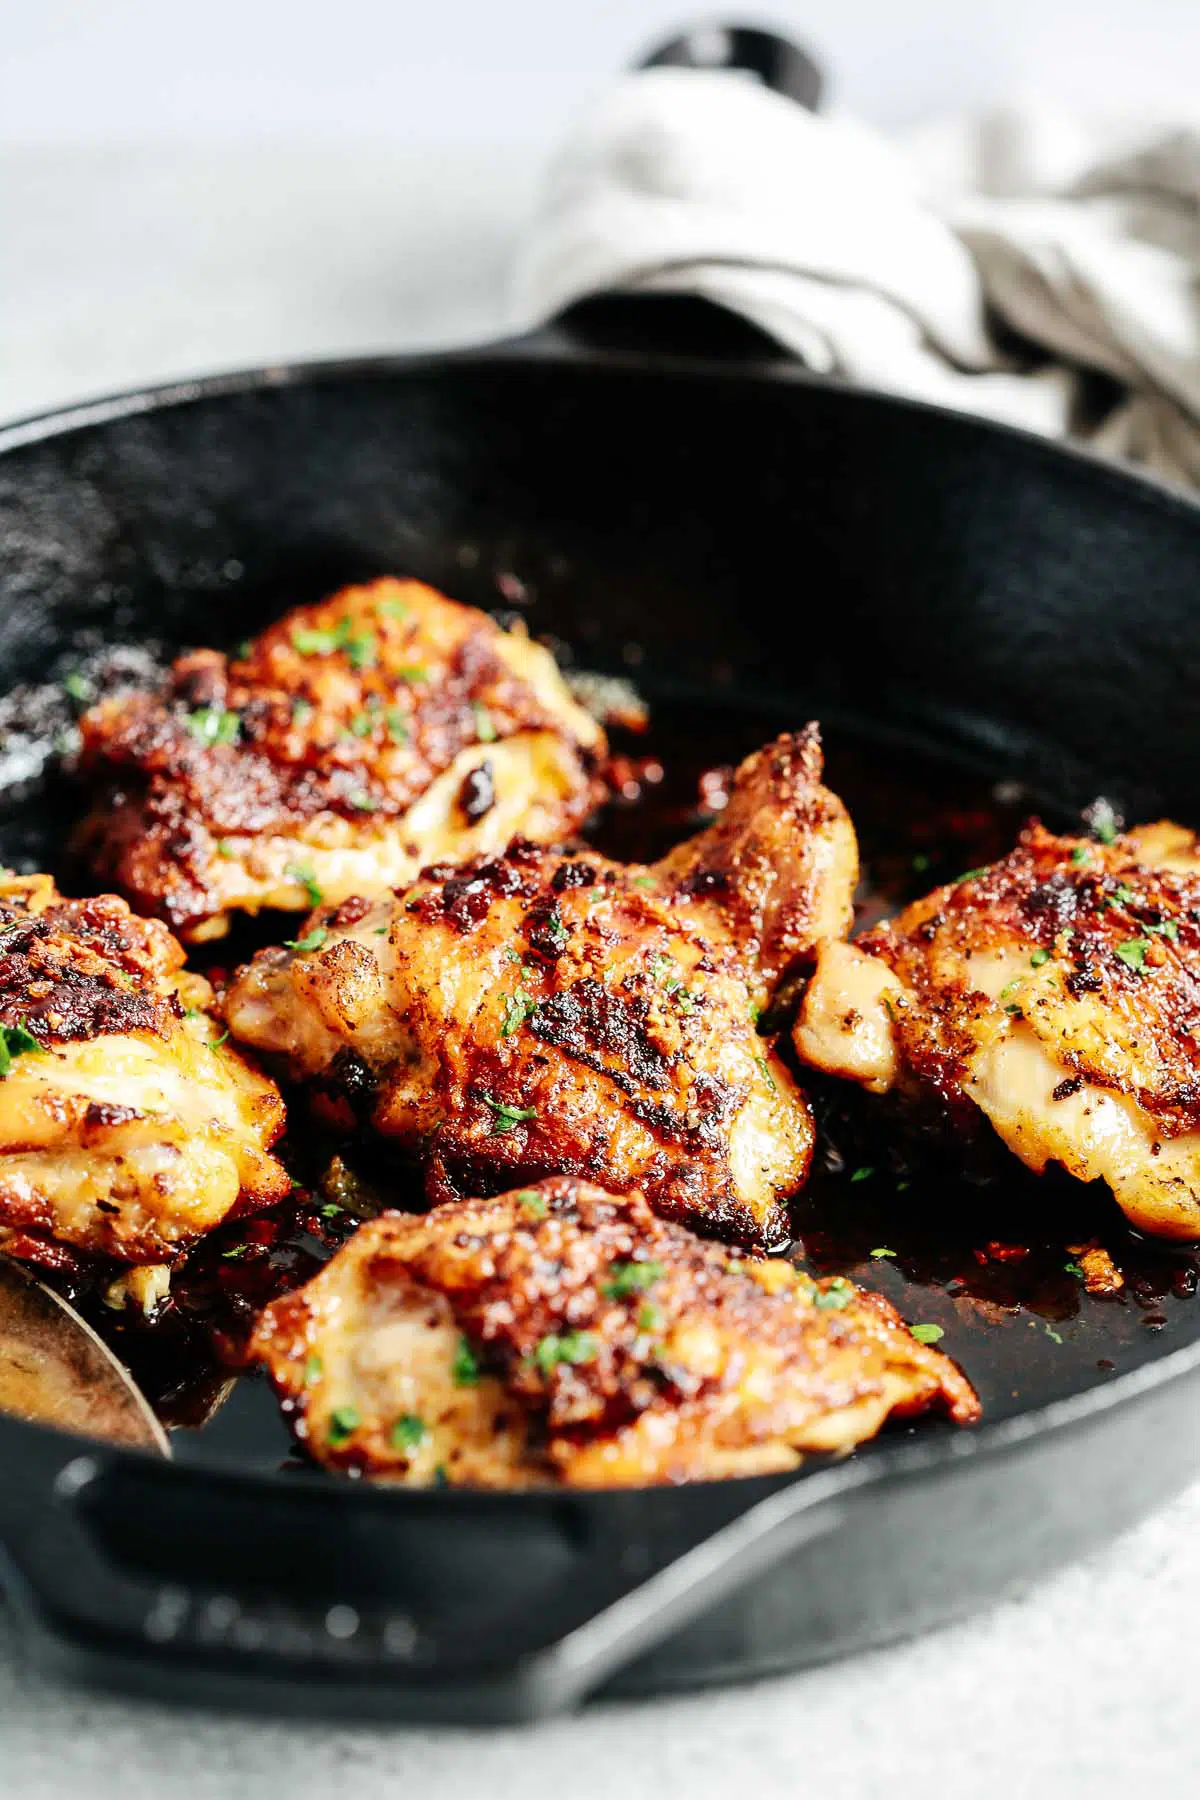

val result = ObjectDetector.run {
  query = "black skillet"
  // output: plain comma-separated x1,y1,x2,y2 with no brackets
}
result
2,32,1200,1725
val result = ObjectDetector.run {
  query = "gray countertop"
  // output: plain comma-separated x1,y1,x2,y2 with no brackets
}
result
2,143,1198,1799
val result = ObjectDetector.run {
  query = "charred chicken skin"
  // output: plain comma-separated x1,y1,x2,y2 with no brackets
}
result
252,1179,979,1488
0,873,289,1295
78,578,606,941
225,729,858,1245
796,819,1200,1239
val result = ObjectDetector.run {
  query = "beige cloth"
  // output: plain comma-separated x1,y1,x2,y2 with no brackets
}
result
515,69,1200,488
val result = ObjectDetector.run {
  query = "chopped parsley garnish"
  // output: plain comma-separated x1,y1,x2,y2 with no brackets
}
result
632,875,655,890
473,702,498,743
999,978,1022,1001
221,1242,253,1259
870,1247,897,1260
233,639,253,660
675,989,696,1016
318,1202,343,1219
1070,845,1092,866
650,953,675,983
1030,948,1050,967
602,1259,666,1299
517,1189,547,1217
1115,937,1151,974
292,616,376,668
385,706,408,744
284,862,323,907
532,1330,600,1372
377,595,409,620
0,1023,42,1078
452,1336,480,1386
500,988,537,1039
397,663,428,684
1064,1261,1084,1277
215,839,235,859
210,1029,230,1050
813,1277,854,1310
1111,882,1136,906
1004,1002,1024,1016
326,1405,361,1446
303,1354,323,1385
292,697,313,726
390,1413,427,1451
1043,1323,1064,1345
543,908,569,953
62,670,92,703
482,1094,537,1134
910,1322,944,1345
185,706,240,746
850,1165,874,1184
284,927,329,953
911,852,930,872
1090,801,1119,844
955,867,987,885
755,1055,777,1093
1148,919,1180,942
348,709,375,738
347,789,378,812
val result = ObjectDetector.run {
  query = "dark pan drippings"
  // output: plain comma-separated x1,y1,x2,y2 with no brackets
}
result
7,694,1199,1471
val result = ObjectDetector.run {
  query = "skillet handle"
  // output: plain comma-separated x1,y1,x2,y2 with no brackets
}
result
0,1433,845,1722
550,23,826,364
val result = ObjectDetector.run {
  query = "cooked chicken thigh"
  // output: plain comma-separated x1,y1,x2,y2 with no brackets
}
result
252,1179,979,1488
796,820,1200,1239
78,578,605,940
225,729,857,1245
0,872,289,1291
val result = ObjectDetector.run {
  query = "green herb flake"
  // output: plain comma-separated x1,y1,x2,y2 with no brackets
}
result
348,709,375,739
0,1022,43,1079
398,663,429,684
347,789,378,813
1043,1323,1064,1345
284,926,329,953
62,670,92,703
284,862,323,907
813,1277,854,1310
185,706,240,746
377,596,409,621
326,1405,362,1447
452,1336,481,1387
292,625,340,657
755,1054,777,1093
999,978,1023,1001
1004,1002,1024,1016
318,1202,343,1220
870,1247,897,1260
533,1330,600,1372
209,1029,230,1051
292,697,314,726
1115,937,1151,974
482,1093,537,1134
215,839,235,859
303,1353,324,1386
1091,802,1119,845
637,1302,663,1333
384,706,408,745
955,867,987,885
1070,844,1092,866
1030,947,1051,967
911,852,930,872
910,1322,945,1345
222,1242,253,1260
517,1189,547,1218
603,1259,666,1299
850,1166,874,1184
632,875,655,890
390,1413,427,1451
1148,919,1180,942
500,988,537,1039
1111,882,1137,906
473,702,498,743
1064,1261,1084,1277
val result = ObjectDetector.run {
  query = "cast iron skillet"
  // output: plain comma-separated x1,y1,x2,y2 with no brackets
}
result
1,315,1200,1720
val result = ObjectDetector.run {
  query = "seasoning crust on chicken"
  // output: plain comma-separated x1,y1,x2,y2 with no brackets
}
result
78,579,606,940
0,872,289,1296
225,729,858,1245
252,1179,979,1488
796,820,1200,1239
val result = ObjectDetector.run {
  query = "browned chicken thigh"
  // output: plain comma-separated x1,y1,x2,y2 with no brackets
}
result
252,1179,979,1488
0,873,289,1307
225,729,858,1245
78,578,605,940
796,819,1200,1239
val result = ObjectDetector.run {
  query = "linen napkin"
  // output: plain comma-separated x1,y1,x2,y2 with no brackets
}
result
514,67,1200,488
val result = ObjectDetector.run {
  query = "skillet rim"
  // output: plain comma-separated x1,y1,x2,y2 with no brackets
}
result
0,337,1199,1506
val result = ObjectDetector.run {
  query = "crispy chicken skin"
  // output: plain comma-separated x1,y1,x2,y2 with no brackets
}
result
225,729,858,1245
796,820,1200,1239
78,578,606,941
0,872,289,1282
252,1179,978,1488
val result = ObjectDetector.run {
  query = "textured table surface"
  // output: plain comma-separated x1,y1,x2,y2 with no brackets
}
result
2,145,1198,1799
